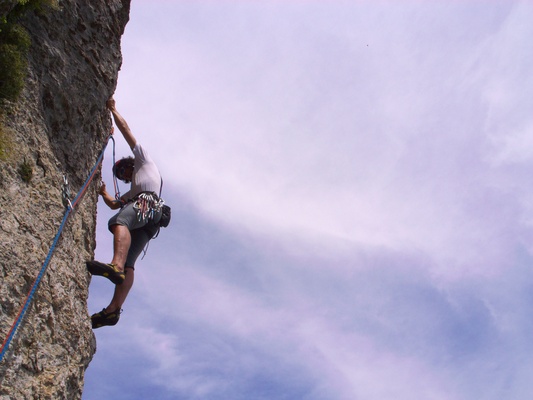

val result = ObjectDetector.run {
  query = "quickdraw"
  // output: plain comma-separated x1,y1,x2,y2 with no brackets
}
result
133,192,164,222
0,132,113,363
62,174,72,209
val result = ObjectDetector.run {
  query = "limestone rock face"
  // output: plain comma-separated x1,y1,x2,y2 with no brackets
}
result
0,1,130,398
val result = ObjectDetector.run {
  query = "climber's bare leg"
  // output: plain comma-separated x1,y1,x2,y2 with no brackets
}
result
110,224,130,271
105,267,134,313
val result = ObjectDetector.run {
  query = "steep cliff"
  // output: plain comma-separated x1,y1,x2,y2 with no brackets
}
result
0,1,130,398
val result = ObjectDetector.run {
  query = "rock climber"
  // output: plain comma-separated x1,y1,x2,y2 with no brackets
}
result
87,97,164,329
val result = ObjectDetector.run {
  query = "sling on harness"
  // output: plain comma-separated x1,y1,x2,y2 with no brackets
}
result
158,177,171,228
142,179,171,249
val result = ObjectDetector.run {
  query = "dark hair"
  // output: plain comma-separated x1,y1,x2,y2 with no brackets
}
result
113,157,134,183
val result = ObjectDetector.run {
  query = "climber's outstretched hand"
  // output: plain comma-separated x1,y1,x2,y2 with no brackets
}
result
98,181,107,196
106,97,136,150
98,181,121,210
106,97,116,112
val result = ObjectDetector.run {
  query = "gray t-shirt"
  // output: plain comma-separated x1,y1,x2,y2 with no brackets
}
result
122,143,161,201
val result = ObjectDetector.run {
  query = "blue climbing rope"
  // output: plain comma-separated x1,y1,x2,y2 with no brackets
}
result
0,133,113,363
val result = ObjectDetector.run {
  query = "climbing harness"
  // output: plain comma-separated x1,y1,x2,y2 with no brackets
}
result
0,133,113,363
133,192,164,223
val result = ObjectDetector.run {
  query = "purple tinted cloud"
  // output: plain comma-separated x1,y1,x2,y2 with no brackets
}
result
84,1,533,399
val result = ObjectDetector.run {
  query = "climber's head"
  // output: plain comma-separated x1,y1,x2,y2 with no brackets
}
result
113,157,134,183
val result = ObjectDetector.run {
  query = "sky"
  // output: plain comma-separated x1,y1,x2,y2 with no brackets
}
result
83,1,533,399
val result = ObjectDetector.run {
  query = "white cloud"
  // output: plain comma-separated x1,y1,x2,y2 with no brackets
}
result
112,1,531,280
85,2,533,400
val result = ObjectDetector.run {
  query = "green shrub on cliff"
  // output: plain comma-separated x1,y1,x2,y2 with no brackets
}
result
18,157,33,182
0,0,58,104
0,22,30,103
0,124,13,161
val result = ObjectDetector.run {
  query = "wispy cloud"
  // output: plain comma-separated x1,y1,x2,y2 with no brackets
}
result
85,1,533,399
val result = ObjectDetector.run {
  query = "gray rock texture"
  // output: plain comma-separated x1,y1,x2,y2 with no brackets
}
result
0,1,130,398
0,1,17,17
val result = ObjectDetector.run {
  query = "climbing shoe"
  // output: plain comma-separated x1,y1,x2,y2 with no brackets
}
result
86,261,125,285
91,308,122,329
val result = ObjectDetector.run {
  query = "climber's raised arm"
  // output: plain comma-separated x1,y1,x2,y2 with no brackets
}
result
106,97,137,150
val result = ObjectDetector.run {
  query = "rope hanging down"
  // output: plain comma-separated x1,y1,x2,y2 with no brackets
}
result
0,133,113,363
